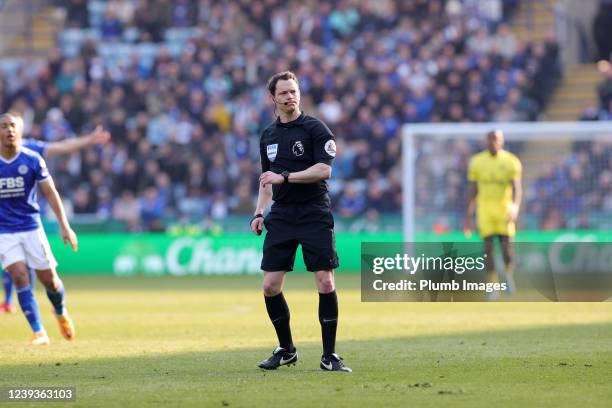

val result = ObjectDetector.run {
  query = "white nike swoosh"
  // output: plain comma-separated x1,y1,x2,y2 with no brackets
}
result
280,353,296,365
321,361,333,370
322,318,337,323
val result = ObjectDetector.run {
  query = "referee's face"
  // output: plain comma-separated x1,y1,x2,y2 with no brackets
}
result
0,115,20,149
273,79,300,115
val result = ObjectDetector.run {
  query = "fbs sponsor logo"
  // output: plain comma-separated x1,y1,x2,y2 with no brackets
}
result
0,177,25,189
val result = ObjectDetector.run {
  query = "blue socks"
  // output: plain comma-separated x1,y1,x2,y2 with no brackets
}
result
46,281,65,316
16,285,43,333
2,270,13,304
4,269,37,305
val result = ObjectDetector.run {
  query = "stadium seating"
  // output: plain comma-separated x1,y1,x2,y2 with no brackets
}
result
0,0,565,232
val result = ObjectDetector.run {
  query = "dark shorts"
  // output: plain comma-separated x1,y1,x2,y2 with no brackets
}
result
261,200,339,272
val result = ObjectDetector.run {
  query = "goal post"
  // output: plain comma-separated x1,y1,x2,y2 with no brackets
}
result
402,121,612,241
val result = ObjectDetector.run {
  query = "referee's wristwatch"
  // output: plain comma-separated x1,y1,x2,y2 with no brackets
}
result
281,171,290,183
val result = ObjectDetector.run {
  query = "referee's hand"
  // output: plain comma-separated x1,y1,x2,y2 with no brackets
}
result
251,217,264,236
260,171,284,187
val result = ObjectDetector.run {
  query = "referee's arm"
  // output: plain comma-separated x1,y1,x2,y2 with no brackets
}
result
286,163,331,183
252,183,272,235
259,163,331,186
255,183,273,214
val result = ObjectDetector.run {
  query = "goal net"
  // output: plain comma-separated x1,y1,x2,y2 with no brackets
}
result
402,122,612,241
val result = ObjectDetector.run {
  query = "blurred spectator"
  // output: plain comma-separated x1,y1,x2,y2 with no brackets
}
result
140,187,165,231
133,0,169,42
171,0,198,27
337,182,366,218
491,23,517,59
108,0,135,25
100,8,123,41
540,207,567,230
72,186,97,214
597,68,612,112
42,108,73,141
593,1,612,61
113,190,141,231
66,0,89,28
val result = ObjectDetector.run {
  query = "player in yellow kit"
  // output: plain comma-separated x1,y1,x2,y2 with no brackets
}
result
464,130,522,298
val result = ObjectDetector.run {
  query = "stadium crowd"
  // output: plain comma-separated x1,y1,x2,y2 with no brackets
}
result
580,63,612,121
526,139,612,230
0,0,564,232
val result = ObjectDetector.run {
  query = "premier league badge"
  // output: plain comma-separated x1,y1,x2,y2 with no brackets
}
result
292,141,304,157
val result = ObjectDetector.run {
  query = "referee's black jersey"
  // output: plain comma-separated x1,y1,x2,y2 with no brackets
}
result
260,112,337,204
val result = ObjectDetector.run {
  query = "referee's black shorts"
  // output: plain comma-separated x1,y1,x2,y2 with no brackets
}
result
261,199,340,272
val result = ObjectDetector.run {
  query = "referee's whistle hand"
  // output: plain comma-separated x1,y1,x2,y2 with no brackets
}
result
260,171,283,187
251,218,264,236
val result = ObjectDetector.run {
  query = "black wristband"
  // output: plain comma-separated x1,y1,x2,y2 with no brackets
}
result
250,214,263,224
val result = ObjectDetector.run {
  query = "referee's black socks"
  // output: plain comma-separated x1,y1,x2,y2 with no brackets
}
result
264,292,295,352
318,291,338,356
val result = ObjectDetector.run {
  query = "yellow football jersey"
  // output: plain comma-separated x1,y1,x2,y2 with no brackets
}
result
468,149,522,209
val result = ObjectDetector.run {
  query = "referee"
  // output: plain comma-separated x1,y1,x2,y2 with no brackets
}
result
251,71,351,372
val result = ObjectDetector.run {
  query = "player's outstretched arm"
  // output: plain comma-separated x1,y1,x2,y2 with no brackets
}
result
45,126,111,157
464,181,477,237
251,183,272,235
39,178,78,252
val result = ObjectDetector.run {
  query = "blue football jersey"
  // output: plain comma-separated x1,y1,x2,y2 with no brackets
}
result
0,147,50,233
22,138,48,156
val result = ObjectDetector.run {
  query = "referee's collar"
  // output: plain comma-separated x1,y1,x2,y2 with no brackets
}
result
276,112,305,128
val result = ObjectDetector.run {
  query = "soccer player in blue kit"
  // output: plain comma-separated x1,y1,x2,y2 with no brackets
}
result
1,114,110,314
0,113,79,345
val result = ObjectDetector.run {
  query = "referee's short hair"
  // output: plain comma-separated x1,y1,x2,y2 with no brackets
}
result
267,71,299,96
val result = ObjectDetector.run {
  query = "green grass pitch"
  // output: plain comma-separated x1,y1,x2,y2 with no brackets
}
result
0,275,610,407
